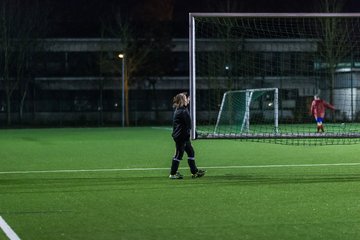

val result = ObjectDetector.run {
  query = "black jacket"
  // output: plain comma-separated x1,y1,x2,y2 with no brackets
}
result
172,106,191,142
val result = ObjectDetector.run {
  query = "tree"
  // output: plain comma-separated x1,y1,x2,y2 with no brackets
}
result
100,0,175,126
99,11,150,126
317,0,351,119
0,0,47,125
135,0,175,121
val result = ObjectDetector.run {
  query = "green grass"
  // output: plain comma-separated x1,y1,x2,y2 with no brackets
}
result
0,127,360,239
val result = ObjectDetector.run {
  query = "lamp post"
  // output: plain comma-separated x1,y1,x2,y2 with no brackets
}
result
118,54,125,127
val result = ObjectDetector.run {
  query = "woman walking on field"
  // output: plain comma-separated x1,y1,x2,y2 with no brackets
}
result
169,92,206,179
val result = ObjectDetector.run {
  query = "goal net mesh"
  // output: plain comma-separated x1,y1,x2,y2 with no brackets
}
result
190,14,360,145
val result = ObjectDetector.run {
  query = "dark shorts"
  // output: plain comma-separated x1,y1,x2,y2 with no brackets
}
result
316,117,323,123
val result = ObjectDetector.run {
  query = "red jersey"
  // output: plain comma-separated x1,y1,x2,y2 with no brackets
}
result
310,99,335,118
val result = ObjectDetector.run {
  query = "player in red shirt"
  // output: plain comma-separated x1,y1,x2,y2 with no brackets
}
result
310,95,335,133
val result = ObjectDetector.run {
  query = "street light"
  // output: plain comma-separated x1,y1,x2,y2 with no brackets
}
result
118,53,125,127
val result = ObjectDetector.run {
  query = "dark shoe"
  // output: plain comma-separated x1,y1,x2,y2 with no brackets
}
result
169,171,183,179
192,169,206,178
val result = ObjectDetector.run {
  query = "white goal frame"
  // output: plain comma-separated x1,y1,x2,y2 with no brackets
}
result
214,88,279,134
189,12,360,140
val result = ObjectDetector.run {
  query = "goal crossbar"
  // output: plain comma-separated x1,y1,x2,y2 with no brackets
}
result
189,13,360,18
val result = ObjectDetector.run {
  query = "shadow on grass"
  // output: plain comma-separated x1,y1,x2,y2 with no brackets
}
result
205,173,360,185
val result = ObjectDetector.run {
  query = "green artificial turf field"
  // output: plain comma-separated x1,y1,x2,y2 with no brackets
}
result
0,127,360,240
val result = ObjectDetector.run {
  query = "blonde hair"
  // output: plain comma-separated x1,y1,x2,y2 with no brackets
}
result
172,93,187,108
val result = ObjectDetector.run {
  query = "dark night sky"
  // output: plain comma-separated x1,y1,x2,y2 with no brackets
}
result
44,0,360,38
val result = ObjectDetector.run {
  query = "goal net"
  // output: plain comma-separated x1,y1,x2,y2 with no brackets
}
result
189,13,360,145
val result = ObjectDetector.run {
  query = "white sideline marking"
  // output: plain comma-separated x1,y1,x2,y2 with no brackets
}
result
0,162,359,175
0,216,21,240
